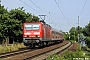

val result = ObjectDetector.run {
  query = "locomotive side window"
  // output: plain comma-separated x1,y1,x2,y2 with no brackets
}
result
25,24,40,30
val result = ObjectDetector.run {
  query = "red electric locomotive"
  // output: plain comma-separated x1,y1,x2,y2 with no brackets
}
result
23,20,64,47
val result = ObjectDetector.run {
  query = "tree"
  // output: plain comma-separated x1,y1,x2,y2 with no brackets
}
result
82,22,90,36
0,6,40,43
64,32,69,40
69,26,83,41
69,27,76,35
82,22,90,47
69,27,77,40
9,7,27,23
32,15,39,22
0,5,8,14
0,5,9,39
9,7,40,42
8,7,31,42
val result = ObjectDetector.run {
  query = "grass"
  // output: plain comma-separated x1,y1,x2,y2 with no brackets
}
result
46,42,90,60
82,46,90,58
46,54,60,60
0,43,26,60
0,43,26,54
46,50,85,60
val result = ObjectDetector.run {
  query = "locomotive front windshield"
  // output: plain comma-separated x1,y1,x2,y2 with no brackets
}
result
25,24,40,30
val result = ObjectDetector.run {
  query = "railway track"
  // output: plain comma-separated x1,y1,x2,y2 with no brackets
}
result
0,40,72,60
0,48,32,58
26,41,72,60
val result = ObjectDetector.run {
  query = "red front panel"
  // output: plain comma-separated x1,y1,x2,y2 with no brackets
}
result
23,22,43,38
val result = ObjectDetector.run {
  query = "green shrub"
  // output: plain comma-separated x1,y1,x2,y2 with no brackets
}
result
46,50,84,60
60,50,84,60
46,43,85,60
46,42,90,60
0,58,2,60
85,37,90,48
46,54,60,60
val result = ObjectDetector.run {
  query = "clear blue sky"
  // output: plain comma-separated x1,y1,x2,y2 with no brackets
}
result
1,0,90,32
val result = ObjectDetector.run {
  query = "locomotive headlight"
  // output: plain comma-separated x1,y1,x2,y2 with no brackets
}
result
24,36,27,37
23,39,27,43
38,36,40,37
24,32,31,35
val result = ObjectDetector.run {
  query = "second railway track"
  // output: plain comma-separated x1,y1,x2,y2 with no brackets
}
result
1,40,72,60
0,48,32,58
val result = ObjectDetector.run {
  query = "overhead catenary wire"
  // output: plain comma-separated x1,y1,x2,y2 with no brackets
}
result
59,1,75,26
20,0,50,21
29,0,52,24
55,0,77,27
79,0,87,16
58,0,60,6
46,13,62,31
20,0,41,14
29,0,50,21
29,0,48,13
54,0,71,27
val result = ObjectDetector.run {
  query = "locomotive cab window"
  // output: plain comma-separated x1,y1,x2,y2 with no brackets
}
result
33,24,40,30
25,24,40,30
25,24,32,30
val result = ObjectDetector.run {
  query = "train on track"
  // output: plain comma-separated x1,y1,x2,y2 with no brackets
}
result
23,20,64,48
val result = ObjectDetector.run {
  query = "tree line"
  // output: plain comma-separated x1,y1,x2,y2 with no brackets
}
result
64,22,90,48
0,5,39,44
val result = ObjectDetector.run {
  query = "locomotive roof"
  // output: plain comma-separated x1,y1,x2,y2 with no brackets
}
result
24,22,40,24
40,20,51,27
23,21,51,28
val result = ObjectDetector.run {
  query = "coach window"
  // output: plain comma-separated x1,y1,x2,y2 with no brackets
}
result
52,31,54,36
